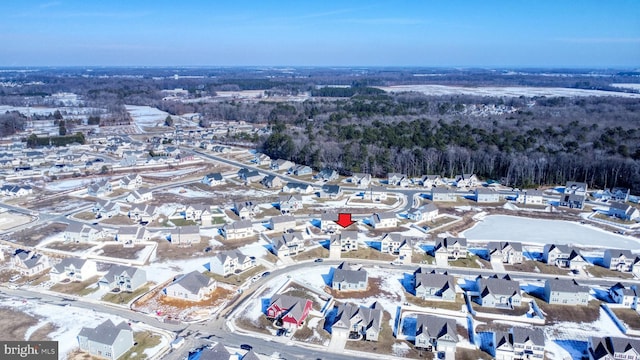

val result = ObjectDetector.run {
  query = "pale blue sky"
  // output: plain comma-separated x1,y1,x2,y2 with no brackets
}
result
1,0,638,67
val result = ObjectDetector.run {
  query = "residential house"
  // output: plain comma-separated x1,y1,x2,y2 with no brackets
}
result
369,212,398,229
434,237,468,260
164,270,216,302
521,189,545,206
350,173,372,188
491,331,515,360
0,184,33,197
331,302,383,342
269,215,296,232
634,257,640,278
476,275,522,309
332,262,368,291
183,204,211,223
316,168,339,182
476,187,500,203
272,232,305,258
455,173,479,188
511,327,545,360
254,153,271,166
238,168,262,183
330,231,358,252
420,175,443,188
128,204,158,223
125,188,153,203
93,200,120,219
50,258,97,282
431,187,457,202
487,242,523,264
77,320,133,360
87,179,113,197
115,226,150,246
544,278,590,305
387,173,409,187
169,226,201,245
365,186,388,202
283,182,314,194
234,201,258,220
543,243,587,269
609,202,640,221
98,265,147,292
413,269,457,302
261,175,284,189
320,212,340,233
414,314,459,353
209,249,256,276
609,283,637,309
380,233,412,262
201,172,225,186
12,250,49,276
319,184,343,199
603,249,636,272
265,294,313,329
611,187,631,203
197,343,230,360
589,336,640,360
119,174,142,190
64,223,106,243
289,165,312,176
559,181,588,209
278,194,303,214
407,203,439,222
270,159,295,171
221,220,254,240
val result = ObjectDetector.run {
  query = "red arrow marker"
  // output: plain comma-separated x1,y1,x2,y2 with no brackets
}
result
335,213,356,228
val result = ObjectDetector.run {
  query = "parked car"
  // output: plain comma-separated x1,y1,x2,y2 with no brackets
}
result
314,258,323,263
262,271,271,277
240,344,253,351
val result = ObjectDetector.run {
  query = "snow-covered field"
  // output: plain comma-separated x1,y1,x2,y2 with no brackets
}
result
125,105,170,129
462,215,640,249
610,83,640,90
376,85,640,98
45,178,92,191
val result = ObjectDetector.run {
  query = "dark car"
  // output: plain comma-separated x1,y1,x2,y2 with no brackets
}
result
314,258,323,263
262,271,271,277
240,344,253,351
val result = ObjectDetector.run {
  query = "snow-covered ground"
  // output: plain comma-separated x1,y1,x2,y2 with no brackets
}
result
462,214,640,249
610,83,640,90
140,167,206,178
376,85,640,98
44,178,92,191
125,105,170,130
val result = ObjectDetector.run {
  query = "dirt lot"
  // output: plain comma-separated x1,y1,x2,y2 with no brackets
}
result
0,212,33,231
0,307,57,341
326,277,400,302
206,265,265,286
535,299,601,324
292,245,329,261
99,244,148,260
612,308,640,329
11,222,68,247
342,247,396,261
49,276,100,296
132,284,234,320
154,239,212,261
44,241,96,253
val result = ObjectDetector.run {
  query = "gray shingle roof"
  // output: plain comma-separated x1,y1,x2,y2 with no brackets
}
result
78,319,131,346
416,315,458,342
512,327,544,346
172,270,214,295
479,277,521,297
333,268,367,285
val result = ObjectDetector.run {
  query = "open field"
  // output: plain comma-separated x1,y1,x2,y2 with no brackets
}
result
49,276,100,296
0,212,33,231
44,241,95,253
0,307,57,341
611,308,640,329
376,84,640,98
535,299,601,324
291,245,329,261
117,331,162,360
586,265,634,279
405,294,466,311
504,261,572,276
12,222,68,246
102,284,153,305
327,277,400,302
342,247,396,261
99,244,148,260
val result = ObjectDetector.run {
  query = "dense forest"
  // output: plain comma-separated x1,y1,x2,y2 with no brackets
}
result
0,67,639,191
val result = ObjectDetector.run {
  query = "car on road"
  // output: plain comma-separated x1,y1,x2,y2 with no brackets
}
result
9,275,21,283
262,271,271,277
240,344,253,351
314,258,323,263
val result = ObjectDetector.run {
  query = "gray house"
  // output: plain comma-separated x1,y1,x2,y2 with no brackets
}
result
431,187,457,202
544,278,590,305
434,237,468,260
332,263,368,291
603,249,635,272
475,187,500,203
98,265,147,292
609,202,640,221
590,336,640,360
414,314,459,353
543,244,586,269
476,275,522,309
164,270,216,302
331,302,383,342
77,320,133,360
512,327,545,360
488,241,523,264
413,269,457,302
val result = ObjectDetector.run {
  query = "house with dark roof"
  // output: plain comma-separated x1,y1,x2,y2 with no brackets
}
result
93,200,120,219
169,226,201,245
50,258,97,282
420,175,443,188
407,203,439,222
609,283,637,309
316,168,339,182
164,270,216,302
488,241,523,264
609,202,640,221
431,187,457,202
238,168,262,183
128,204,158,223
119,174,143,190
209,249,256,276
476,275,522,309
77,320,133,360
12,250,50,276
369,212,398,229
196,343,230,360
289,165,313,176
278,194,303,214
87,179,113,197
380,233,412,263
270,159,295,171
543,244,586,270
331,302,383,342
271,232,305,258
221,220,254,240
388,173,410,187
115,226,150,247
603,249,636,272
559,181,588,209
413,269,456,302
0,184,33,197
283,182,314,194
266,294,313,329
319,184,343,199
414,314,459,353
434,237,468,260
589,336,640,360
261,174,284,189
332,263,368,291
98,265,146,292
233,201,258,220
544,278,590,305
201,172,225,187
512,327,545,360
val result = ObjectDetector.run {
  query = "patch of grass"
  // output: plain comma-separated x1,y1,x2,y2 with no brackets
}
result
292,246,329,261
170,218,197,227
73,211,97,221
44,241,95,252
472,303,530,316
405,293,465,311
49,276,100,296
12,222,68,247
412,251,434,265
327,277,400,302
118,331,162,360
235,312,274,335
100,244,147,260
456,348,493,360
211,216,226,225
450,255,482,269
100,215,136,226
612,308,640,329
429,215,460,228
0,307,56,341
205,265,265,285
594,213,635,224
344,311,404,355
343,247,396,261
586,265,634,279
102,284,152,304
536,300,601,324
506,261,570,276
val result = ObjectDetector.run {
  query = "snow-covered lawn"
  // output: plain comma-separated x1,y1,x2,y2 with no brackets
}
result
125,105,170,128
45,178,91,191
376,85,640,98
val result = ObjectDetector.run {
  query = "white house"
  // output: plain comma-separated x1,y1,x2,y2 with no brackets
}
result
369,212,398,229
164,270,216,302
50,258,98,282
